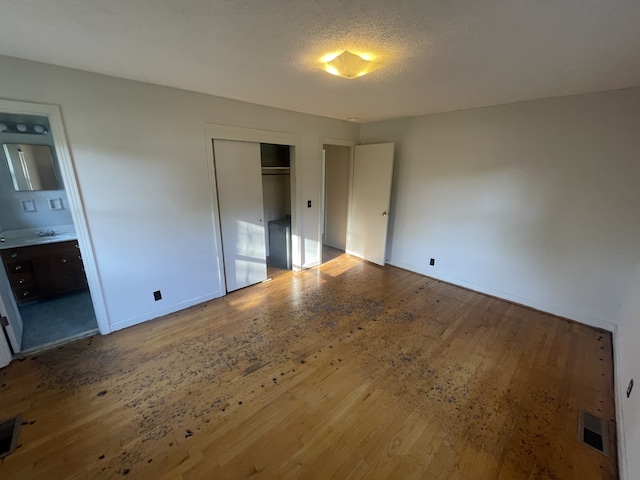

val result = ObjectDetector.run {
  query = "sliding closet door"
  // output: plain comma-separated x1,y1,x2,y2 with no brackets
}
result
213,139,267,292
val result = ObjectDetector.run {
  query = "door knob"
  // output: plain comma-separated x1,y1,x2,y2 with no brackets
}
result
381,211,388,216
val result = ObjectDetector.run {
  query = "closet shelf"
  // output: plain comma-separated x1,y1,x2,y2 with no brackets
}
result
261,166,290,175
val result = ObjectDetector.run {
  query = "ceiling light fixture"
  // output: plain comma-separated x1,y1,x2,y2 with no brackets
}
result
321,51,382,79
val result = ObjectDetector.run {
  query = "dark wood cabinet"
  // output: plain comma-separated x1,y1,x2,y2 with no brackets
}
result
1,240,88,303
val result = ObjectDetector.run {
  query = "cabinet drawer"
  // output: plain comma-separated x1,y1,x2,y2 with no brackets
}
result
1,240,87,303
9,271,36,289
15,286,39,300
5,260,33,273
1,250,25,262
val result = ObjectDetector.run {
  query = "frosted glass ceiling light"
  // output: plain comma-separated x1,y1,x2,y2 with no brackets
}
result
321,50,382,79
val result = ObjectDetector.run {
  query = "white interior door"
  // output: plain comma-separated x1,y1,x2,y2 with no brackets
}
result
347,143,395,266
213,139,267,292
0,264,22,353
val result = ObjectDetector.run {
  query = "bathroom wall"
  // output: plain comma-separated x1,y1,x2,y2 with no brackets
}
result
0,114,73,231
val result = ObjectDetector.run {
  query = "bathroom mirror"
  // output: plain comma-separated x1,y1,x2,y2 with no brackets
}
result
2,143,59,191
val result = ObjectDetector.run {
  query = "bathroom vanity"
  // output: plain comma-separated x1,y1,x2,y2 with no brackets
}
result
0,240,87,304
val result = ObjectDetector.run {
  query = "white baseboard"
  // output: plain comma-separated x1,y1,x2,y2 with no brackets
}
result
388,260,625,471
389,260,615,332
109,290,224,332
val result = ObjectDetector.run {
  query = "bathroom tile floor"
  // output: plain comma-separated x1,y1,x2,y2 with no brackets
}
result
18,290,98,352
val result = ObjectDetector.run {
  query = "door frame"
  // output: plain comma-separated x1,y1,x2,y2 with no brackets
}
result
319,138,356,266
205,124,300,293
0,99,110,339
0,261,22,352
0,293,15,367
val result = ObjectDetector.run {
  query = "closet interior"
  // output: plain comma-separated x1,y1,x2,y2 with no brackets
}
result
260,143,291,270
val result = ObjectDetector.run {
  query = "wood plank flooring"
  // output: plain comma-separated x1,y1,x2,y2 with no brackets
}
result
0,254,617,479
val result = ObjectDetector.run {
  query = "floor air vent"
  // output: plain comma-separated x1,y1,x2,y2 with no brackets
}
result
578,410,609,456
0,415,21,459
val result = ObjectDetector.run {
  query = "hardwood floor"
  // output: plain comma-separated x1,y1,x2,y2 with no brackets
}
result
0,254,617,479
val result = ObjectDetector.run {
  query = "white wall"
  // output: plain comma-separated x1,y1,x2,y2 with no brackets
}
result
323,144,350,250
361,88,640,331
616,259,640,479
0,55,358,331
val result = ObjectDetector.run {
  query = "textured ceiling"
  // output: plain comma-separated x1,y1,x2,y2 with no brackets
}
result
1,0,640,122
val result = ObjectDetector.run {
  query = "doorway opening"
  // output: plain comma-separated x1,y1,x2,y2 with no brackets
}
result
321,144,351,265
261,143,292,281
0,101,107,359
321,141,395,267
14,291,97,353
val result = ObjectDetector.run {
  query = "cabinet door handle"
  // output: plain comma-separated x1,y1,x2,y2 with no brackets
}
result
22,291,29,297
61,258,68,263
19,278,26,284
14,265,22,271
11,253,18,258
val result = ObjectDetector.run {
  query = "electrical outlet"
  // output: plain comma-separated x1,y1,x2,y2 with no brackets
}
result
430,258,435,266
627,379,634,398
153,290,162,301
307,200,312,208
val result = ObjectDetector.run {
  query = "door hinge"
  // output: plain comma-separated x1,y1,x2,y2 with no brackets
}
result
0,315,8,327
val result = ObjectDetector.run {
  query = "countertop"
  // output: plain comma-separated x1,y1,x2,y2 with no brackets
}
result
0,225,77,250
